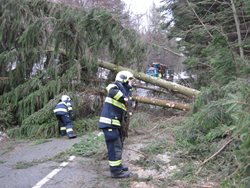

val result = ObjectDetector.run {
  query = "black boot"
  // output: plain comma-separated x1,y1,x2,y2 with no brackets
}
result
111,171,130,178
68,132,77,139
60,130,66,137
121,165,128,171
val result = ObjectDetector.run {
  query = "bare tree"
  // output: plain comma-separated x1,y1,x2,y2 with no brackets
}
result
231,0,245,61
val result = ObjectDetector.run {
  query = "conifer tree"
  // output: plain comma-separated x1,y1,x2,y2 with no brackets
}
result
0,0,146,131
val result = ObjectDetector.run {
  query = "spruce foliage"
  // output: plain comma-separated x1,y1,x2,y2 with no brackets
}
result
0,0,145,136
160,0,250,186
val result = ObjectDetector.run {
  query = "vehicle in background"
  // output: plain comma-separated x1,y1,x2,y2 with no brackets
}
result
146,62,174,81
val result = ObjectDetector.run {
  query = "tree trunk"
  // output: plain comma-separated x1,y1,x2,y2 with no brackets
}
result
98,59,200,98
132,95,191,111
133,84,190,100
93,88,191,111
231,0,244,60
0,77,9,80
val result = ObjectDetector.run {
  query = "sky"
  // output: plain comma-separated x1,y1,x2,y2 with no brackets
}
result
123,0,161,14
122,0,162,29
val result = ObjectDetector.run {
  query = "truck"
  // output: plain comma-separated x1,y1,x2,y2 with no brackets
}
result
146,62,174,81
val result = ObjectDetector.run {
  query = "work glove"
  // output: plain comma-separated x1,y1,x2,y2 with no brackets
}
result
69,111,75,120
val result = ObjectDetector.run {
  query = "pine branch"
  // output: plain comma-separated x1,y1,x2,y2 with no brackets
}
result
186,0,213,39
195,137,234,175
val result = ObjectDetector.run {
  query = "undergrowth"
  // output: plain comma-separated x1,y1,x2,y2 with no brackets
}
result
6,93,99,139
174,79,250,187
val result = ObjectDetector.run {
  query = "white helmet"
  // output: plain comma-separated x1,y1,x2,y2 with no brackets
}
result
115,71,134,83
61,95,71,102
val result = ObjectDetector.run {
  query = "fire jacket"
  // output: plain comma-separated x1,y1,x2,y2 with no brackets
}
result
99,81,132,129
53,101,73,116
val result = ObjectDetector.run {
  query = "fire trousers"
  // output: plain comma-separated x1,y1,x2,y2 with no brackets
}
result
102,128,123,174
56,114,74,136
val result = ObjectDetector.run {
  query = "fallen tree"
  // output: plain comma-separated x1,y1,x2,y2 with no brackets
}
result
94,88,191,111
98,59,200,98
46,48,200,98
133,83,190,100
132,95,191,111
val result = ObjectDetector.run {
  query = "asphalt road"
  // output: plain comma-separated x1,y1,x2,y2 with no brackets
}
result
0,137,121,188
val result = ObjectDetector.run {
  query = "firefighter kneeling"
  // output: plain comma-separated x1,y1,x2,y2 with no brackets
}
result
99,70,134,178
53,95,77,139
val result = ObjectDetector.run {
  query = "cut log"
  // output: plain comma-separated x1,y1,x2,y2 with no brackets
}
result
134,84,190,100
132,95,191,111
90,88,191,111
98,59,200,98
0,77,9,81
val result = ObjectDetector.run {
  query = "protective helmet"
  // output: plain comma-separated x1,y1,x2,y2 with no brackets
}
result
61,95,71,102
115,71,134,83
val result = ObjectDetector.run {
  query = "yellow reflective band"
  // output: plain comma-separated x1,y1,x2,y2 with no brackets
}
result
105,97,126,111
53,108,68,113
112,119,121,126
114,90,123,100
100,117,111,124
109,160,122,167
106,84,117,92
66,128,73,133
108,129,112,131
60,127,66,130
68,107,73,111
99,117,121,126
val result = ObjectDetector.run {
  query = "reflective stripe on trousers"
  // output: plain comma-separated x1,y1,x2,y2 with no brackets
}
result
102,128,123,173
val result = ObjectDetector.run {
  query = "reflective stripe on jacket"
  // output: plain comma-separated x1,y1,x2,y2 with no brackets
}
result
66,101,73,111
99,82,132,129
53,101,72,115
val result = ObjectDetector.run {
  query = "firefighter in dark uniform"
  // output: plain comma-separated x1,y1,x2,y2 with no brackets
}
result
53,95,77,139
99,70,134,178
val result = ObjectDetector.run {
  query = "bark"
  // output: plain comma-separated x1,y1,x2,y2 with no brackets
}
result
134,84,189,99
132,95,191,111
98,59,200,98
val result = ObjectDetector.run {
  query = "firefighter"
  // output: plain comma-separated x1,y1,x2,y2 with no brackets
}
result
53,95,77,139
99,70,134,178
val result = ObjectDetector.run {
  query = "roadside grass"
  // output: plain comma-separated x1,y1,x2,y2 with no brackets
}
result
52,151,72,163
0,144,14,155
13,153,68,169
14,160,43,169
119,180,130,188
129,111,152,129
141,139,168,155
70,132,105,157
128,110,206,187
32,139,52,145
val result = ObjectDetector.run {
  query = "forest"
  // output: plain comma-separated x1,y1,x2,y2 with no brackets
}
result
0,0,249,187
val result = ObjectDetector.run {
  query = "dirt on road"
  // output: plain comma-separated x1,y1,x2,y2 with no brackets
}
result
0,114,217,188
